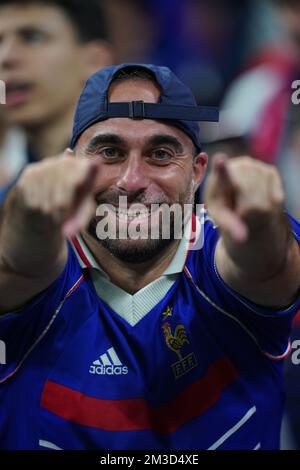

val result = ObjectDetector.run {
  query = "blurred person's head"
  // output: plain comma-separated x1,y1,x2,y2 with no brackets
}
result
0,0,112,131
272,0,300,65
104,0,156,64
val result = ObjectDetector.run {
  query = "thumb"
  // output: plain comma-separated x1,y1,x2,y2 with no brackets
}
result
62,159,100,238
214,206,248,242
206,153,248,242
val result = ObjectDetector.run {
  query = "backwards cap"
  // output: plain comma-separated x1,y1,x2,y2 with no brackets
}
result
70,63,219,151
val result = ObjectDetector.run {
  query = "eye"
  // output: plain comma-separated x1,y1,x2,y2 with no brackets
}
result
22,31,47,45
99,147,124,160
150,149,174,163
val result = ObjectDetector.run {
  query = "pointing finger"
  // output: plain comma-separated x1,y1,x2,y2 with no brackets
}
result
211,153,232,185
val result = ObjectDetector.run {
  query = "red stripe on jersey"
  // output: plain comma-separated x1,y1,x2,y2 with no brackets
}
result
41,357,238,433
184,213,198,265
65,275,84,299
71,236,92,268
189,212,197,247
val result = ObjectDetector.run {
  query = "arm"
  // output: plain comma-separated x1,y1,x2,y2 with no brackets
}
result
204,154,300,308
0,151,98,312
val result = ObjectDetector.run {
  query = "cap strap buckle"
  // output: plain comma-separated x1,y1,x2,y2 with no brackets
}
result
129,100,145,119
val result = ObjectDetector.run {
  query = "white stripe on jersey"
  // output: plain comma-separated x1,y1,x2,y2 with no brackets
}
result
207,406,256,450
39,439,63,450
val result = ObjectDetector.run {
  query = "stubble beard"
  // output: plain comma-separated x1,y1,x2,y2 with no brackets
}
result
87,182,195,264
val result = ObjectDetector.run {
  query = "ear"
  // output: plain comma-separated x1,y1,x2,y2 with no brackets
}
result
79,41,115,81
193,152,208,192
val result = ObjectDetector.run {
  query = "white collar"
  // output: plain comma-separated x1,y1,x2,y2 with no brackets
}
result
70,214,202,277
70,214,202,326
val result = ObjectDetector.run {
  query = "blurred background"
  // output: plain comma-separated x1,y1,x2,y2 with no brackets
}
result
0,0,300,450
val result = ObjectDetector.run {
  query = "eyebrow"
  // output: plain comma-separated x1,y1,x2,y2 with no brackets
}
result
86,134,124,153
145,135,184,154
85,133,185,154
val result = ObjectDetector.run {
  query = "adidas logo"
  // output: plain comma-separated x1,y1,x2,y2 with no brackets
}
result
89,347,128,375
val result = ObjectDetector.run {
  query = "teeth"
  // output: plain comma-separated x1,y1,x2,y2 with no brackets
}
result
115,208,150,219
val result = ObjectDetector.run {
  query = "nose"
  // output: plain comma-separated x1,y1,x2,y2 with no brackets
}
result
116,154,150,196
0,37,23,70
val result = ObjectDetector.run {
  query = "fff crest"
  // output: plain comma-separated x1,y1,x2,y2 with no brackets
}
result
162,321,197,379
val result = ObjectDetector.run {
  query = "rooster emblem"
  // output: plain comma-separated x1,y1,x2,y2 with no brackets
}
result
162,322,189,361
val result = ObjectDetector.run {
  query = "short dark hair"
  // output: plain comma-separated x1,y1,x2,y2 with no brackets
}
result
0,0,109,43
111,65,159,86
110,65,162,97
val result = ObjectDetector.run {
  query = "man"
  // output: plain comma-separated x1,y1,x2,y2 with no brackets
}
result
0,0,112,203
0,63,300,450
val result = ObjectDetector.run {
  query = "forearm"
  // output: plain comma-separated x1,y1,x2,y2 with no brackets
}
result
219,210,292,281
216,211,300,307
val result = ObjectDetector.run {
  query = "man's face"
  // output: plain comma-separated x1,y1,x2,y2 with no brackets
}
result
0,3,86,127
76,78,207,263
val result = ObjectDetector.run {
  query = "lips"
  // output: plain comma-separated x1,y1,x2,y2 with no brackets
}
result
5,82,33,107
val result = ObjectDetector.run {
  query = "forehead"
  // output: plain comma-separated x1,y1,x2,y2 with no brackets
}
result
78,118,194,151
77,78,195,150
0,3,75,36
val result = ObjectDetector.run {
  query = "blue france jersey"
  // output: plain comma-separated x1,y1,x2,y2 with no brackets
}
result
0,213,300,450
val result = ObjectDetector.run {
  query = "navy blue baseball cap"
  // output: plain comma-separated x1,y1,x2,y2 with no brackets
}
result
70,63,219,151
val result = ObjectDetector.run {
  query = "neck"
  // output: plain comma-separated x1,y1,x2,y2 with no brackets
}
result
81,232,181,294
26,104,75,159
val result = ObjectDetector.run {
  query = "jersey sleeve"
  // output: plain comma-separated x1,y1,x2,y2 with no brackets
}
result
194,212,300,361
0,244,82,382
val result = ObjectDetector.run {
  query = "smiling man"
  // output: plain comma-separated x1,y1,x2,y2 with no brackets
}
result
0,63,300,450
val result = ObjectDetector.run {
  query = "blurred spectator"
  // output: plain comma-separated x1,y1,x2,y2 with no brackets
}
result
217,0,300,219
149,0,252,105
213,0,300,448
104,0,156,64
105,0,255,106
0,0,113,204
0,123,26,186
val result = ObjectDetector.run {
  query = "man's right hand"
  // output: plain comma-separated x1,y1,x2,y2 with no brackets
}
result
16,149,99,237
0,149,99,312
